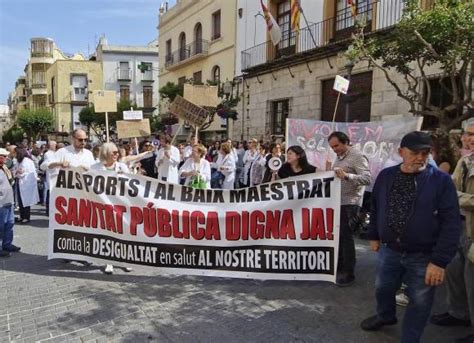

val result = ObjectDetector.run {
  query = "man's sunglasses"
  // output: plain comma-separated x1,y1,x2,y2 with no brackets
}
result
74,137,87,142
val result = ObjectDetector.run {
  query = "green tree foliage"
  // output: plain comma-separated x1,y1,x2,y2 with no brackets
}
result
17,108,54,141
2,126,25,144
347,0,473,129
159,82,183,103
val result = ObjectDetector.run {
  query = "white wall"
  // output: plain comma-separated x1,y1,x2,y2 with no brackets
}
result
100,51,159,113
235,0,324,76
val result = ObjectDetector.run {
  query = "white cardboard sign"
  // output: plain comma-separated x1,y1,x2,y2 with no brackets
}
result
123,110,144,120
333,75,350,94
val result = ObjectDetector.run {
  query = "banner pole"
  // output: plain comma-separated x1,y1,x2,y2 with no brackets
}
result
331,93,341,130
105,111,110,143
195,126,199,141
135,137,139,155
170,123,184,146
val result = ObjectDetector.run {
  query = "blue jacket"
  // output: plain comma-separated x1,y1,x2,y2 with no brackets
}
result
368,164,461,268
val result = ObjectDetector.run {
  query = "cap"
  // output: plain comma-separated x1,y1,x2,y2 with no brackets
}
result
400,131,432,151
0,148,9,156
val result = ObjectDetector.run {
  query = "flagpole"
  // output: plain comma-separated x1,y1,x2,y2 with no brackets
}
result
300,8,333,69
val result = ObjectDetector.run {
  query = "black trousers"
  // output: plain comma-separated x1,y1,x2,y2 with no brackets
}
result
17,187,30,220
338,204,359,277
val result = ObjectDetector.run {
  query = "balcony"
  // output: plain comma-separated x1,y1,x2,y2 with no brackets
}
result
165,39,209,70
241,0,403,72
141,70,155,82
117,68,132,81
30,38,54,64
71,88,88,103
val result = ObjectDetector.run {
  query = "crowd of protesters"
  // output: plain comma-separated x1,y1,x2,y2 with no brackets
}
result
0,121,473,342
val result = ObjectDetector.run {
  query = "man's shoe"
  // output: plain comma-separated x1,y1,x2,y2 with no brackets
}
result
0,251,11,257
430,313,471,326
395,293,409,307
3,245,21,252
336,274,355,287
361,315,397,331
455,334,474,343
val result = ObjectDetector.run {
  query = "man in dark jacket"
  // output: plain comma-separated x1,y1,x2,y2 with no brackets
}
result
360,131,461,343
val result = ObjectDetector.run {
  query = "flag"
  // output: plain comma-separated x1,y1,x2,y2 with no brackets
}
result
348,0,357,16
291,0,301,33
260,0,282,46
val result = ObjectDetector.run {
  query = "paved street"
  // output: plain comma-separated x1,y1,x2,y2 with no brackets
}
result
0,205,467,343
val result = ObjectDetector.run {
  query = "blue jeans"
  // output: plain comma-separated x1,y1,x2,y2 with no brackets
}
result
375,245,435,343
0,204,14,249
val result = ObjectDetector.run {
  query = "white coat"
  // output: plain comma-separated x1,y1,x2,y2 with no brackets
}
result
155,145,180,184
179,158,211,188
16,157,39,207
217,153,236,189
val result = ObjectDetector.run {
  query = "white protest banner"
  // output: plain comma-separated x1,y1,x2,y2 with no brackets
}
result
286,116,423,186
123,110,143,120
333,75,350,94
48,169,341,282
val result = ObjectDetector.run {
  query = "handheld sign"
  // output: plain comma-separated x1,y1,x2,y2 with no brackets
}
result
123,110,143,120
169,95,209,127
92,90,117,113
116,119,151,139
333,75,350,94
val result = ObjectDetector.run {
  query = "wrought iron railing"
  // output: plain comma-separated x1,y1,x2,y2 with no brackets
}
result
165,39,209,68
241,0,404,71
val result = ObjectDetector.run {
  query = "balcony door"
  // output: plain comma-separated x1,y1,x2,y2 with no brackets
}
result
194,23,202,54
179,32,187,61
277,0,296,58
335,0,373,40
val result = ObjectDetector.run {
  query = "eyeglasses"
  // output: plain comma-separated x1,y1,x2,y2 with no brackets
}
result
74,137,87,142
112,151,119,155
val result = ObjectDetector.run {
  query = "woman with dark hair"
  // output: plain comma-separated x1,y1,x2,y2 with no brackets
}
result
14,147,39,223
430,129,459,174
262,142,285,183
277,145,316,179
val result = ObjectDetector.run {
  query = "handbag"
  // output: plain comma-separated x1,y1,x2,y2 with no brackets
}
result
188,174,207,189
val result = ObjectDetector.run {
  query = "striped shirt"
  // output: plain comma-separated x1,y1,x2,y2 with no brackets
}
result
333,147,371,206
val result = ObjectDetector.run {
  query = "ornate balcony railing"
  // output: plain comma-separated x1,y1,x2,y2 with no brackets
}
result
165,39,209,69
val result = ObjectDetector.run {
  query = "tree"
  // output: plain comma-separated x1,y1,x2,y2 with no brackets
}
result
347,0,473,129
17,108,54,141
79,99,136,142
2,125,25,144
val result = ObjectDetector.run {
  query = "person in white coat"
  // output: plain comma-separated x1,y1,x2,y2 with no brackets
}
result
240,138,259,187
216,142,236,190
155,134,180,184
14,147,39,224
179,144,211,188
91,143,132,275
39,141,57,215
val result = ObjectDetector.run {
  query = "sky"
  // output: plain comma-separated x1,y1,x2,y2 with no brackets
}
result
0,0,177,105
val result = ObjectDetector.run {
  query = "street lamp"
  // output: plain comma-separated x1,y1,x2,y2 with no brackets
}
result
344,60,355,122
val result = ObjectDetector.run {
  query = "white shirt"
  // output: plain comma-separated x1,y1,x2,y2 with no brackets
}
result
155,145,180,183
0,169,14,207
40,150,57,188
183,145,192,160
217,153,236,189
91,161,130,174
53,145,95,169
179,158,211,188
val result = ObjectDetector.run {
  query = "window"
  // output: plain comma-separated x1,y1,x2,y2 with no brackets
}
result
120,85,130,101
178,76,186,86
336,0,372,31
212,66,220,83
193,71,202,84
271,99,289,135
277,1,296,55
72,105,86,130
142,62,153,81
212,10,221,40
50,77,55,103
166,39,172,63
179,32,187,61
71,75,87,102
143,86,153,108
119,61,130,80
194,23,203,54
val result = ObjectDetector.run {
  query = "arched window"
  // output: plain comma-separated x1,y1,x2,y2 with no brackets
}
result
212,66,221,84
179,32,187,61
194,23,202,54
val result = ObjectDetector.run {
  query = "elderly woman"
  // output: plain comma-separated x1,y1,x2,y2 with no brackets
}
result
91,143,130,174
179,144,211,189
240,138,259,187
91,143,131,275
216,142,236,190
14,147,39,224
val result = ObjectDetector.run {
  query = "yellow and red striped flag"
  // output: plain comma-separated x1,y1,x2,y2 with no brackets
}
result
348,0,357,16
260,0,282,45
291,0,301,33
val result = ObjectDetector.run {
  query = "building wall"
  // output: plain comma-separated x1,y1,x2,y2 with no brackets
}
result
158,0,237,134
46,60,103,131
97,46,159,114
